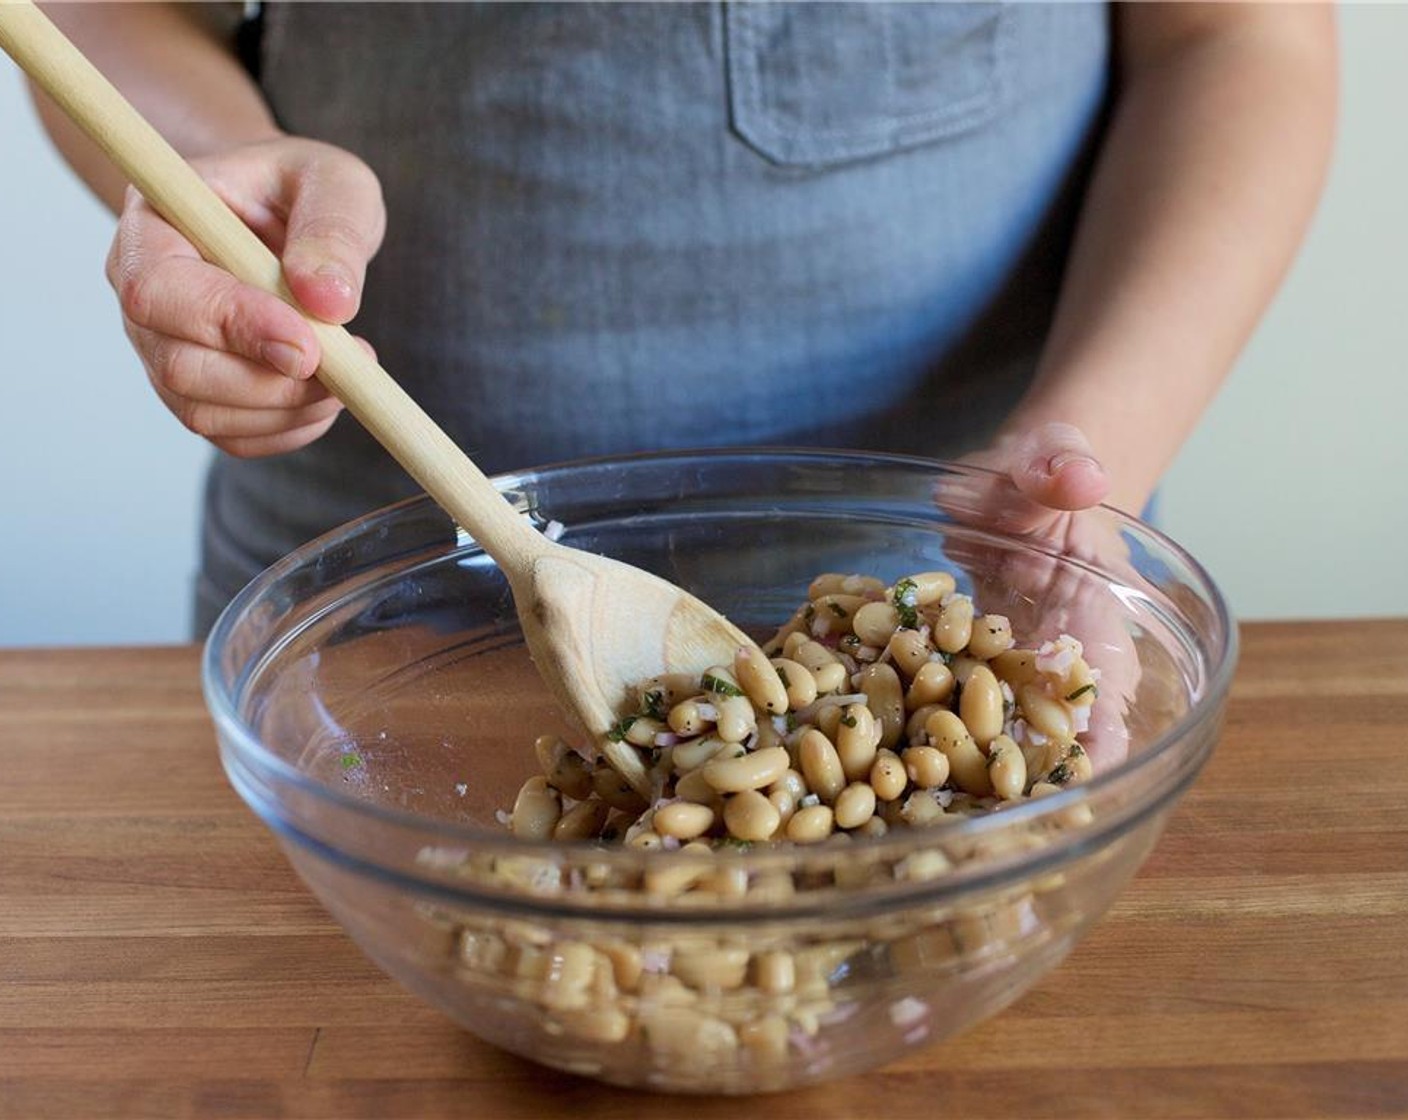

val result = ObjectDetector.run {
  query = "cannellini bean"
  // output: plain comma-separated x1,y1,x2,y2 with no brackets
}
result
702,745,791,793
644,858,712,897
810,594,867,637
739,1014,790,1065
767,788,796,830
852,601,901,647
510,776,561,840
812,662,849,695
835,703,880,781
967,613,1014,660
672,945,750,990
625,829,664,850
769,657,817,709
654,801,716,840
770,768,808,801
538,940,596,1010
925,709,992,796
714,695,757,744
990,648,1038,686
704,864,750,898
815,572,888,598
834,782,877,830
723,789,782,841
869,749,908,801
854,814,889,839
949,655,982,685
671,734,729,773
785,804,835,843
799,729,846,803
816,703,843,741
674,767,722,806
553,797,611,842
987,734,1026,800
592,767,649,814
622,715,667,748
959,664,1005,747
857,662,905,750
886,628,932,679
1018,682,1075,743
556,1006,630,1043
735,646,789,714
901,745,950,789
792,638,840,671
638,673,704,710
668,699,711,737
906,660,955,707
900,788,946,827
934,595,974,653
533,736,594,801
640,1007,739,1062
753,951,796,995
904,702,942,744
906,571,957,606
781,629,809,660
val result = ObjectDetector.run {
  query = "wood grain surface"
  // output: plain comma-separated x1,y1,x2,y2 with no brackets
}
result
2,622,1407,1119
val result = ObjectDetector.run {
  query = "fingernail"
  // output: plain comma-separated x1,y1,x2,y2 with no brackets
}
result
1048,451,1102,476
315,263,356,300
263,340,306,379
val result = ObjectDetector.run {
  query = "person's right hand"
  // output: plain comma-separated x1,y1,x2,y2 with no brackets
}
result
105,135,386,457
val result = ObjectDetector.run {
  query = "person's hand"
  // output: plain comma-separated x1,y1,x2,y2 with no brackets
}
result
105,135,386,457
942,422,1143,774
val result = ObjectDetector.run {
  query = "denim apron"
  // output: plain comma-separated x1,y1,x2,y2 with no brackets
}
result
196,1,1110,634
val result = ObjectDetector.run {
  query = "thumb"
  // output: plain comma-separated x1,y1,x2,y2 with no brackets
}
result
1006,421,1111,512
279,146,386,324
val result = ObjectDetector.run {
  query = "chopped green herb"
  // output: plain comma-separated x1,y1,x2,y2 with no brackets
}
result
717,837,754,851
840,713,858,728
701,673,744,698
891,578,920,629
938,650,955,666
827,601,849,619
1065,683,1098,702
776,666,791,688
1047,762,1072,786
642,689,667,720
785,713,798,732
340,752,363,770
803,604,816,624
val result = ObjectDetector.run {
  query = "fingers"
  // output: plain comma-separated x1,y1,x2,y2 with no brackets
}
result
109,193,322,378
103,135,387,458
129,323,335,411
1005,422,1111,512
278,146,386,323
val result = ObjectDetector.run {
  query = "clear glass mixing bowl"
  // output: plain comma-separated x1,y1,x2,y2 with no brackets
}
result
204,449,1236,1093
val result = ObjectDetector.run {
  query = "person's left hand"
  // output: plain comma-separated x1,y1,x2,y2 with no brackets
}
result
941,422,1143,774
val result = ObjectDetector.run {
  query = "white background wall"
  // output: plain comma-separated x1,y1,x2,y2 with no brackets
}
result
1,5,1405,647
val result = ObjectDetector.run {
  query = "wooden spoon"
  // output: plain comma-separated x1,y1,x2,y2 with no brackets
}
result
0,0,758,797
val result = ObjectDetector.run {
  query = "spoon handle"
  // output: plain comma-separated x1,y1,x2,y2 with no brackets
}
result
0,0,546,572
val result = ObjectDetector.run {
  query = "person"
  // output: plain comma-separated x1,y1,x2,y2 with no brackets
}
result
28,2,1337,639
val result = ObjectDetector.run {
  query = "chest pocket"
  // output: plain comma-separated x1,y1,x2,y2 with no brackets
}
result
725,1,1008,170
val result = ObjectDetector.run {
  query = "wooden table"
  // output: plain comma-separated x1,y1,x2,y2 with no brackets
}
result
3,621,1407,1119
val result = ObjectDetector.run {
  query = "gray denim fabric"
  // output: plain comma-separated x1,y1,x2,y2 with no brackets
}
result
196,1,1111,635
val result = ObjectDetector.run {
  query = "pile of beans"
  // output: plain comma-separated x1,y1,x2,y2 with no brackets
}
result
421,571,1102,1088
506,570,1097,853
